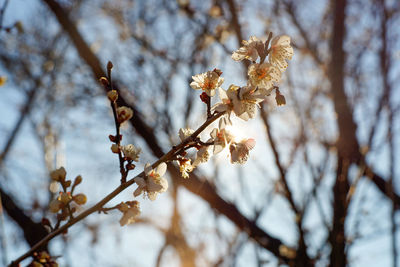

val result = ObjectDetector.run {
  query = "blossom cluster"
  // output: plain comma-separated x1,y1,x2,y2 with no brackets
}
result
27,251,58,267
47,35,293,229
180,34,293,172
48,167,87,221
112,34,292,226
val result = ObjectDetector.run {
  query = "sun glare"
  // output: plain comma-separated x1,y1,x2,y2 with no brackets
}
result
225,123,248,141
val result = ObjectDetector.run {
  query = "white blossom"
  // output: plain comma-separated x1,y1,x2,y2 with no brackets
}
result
119,201,141,226
122,144,141,161
213,85,264,121
179,128,194,142
117,106,133,123
248,63,281,90
49,199,62,213
268,35,293,72
179,159,193,179
229,85,264,121
193,146,211,167
134,163,168,201
232,36,263,62
212,87,233,117
210,128,234,154
229,138,256,164
190,70,224,97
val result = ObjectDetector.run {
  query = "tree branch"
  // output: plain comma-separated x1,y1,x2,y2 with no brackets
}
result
14,1,297,264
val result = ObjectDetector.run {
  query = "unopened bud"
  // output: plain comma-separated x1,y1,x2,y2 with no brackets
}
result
118,202,129,212
275,90,286,106
58,192,72,204
200,92,209,103
38,251,50,260
50,167,66,182
111,144,120,153
117,106,133,123
107,61,113,72
126,163,136,170
73,194,87,205
64,180,71,188
107,90,118,102
73,175,82,186
49,199,62,213
109,134,116,142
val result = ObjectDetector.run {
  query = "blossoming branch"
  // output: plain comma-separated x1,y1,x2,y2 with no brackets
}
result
11,33,293,267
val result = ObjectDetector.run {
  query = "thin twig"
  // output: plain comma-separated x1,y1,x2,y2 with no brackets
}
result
10,111,225,266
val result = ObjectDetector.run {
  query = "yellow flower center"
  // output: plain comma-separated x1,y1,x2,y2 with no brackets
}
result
256,67,268,80
202,80,215,90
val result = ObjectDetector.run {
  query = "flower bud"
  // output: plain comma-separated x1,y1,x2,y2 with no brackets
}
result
73,193,87,205
107,61,113,71
49,181,59,193
107,90,118,102
111,144,120,153
63,180,71,188
38,251,50,260
58,192,72,204
122,144,141,161
73,175,82,186
118,202,129,212
117,106,133,123
109,134,116,142
49,199,62,213
50,167,66,182
275,91,286,106
126,163,136,170
200,92,209,103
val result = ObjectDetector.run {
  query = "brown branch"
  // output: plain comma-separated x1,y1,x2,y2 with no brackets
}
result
260,106,311,267
283,1,324,67
0,186,48,251
329,157,350,267
328,1,349,266
225,0,249,70
378,1,397,265
0,86,38,168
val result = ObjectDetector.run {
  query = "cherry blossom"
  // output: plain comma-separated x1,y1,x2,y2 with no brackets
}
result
193,146,211,167
210,128,234,154
134,163,168,201
116,106,133,123
232,36,264,62
179,159,193,179
248,63,281,90
229,138,256,164
122,144,141,161
179,127,194,141
190,69,224,97
268,35,294,72
119,201,141,226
